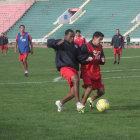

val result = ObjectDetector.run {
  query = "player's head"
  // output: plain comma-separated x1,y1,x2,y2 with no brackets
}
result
92,31,104,46
65,29,75,43
116,29,120,35
19,25,25,33
76,30,81,37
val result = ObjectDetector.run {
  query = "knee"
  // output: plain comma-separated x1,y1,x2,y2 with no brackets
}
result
98,88,105,96
23,59,26,64
71,75,79,84
87,85,92,90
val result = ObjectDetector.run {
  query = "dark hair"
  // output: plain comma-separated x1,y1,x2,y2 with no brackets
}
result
93,31,104,39
76,30,81,33
19,25,25,28
116,29,119,31
65,29,74,35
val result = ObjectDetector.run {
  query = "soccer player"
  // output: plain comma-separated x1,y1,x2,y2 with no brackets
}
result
47,29,93,112
3,33,8,56
0,33,8,56
15,25,33,76
80,32,105,109
74,30,86,47
111,29,123,64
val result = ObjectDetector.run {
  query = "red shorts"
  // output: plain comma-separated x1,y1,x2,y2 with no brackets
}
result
82,74,104,90
60,67,79,89
1,45,7,50
19,53,29,61
114,48,122,55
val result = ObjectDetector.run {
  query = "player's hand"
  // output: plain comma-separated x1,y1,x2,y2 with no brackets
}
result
101,57,105,63
119,46,121,49
14,48,17,54
86,57,93,62
57,39,64,46
31,48,33,55
93,51,100,57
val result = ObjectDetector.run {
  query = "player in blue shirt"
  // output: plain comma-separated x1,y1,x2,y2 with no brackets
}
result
15,25,33,76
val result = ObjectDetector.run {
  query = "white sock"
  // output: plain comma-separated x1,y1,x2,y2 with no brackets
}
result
25,70,28,74
60,101,63,106
89,99,93,103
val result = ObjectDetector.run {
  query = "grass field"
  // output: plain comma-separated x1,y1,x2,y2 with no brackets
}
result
0,47,140,140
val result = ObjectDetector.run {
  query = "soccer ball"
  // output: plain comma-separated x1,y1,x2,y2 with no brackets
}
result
96,99,110,112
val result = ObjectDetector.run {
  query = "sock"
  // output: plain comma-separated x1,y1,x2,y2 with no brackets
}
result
89,99,93,103
25,70,28,74
76,102,81,106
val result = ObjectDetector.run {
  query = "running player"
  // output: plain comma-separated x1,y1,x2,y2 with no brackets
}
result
47,29,93,112
80,32,105,109
74,30,86,47
15,25,33,76
111,29,123,64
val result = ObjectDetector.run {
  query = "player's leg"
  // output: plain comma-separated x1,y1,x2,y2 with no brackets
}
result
4,47,7,56
114,53,117,64
118,54,120,64
70,74,80,103
81,85,92,105
56,90,74,112
58,74,80,104
61,88,75,105
1,46,3,56
91,87,105,101
22,58,28,76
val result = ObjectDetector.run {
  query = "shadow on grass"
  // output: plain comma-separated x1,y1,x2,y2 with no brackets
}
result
110,104,140,111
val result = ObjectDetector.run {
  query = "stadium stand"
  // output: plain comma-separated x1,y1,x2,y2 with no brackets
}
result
0,1,34,34
5,0,140,39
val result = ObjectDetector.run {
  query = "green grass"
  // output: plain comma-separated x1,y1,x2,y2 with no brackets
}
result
0,47,140,140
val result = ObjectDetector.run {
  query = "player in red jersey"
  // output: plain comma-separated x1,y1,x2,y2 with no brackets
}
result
80,32,105,109
0,33,8,56
74,30,86,47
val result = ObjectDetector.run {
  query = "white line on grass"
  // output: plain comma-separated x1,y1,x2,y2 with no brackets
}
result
0,75,140,85
101,68,140,73
106,56,140,59
53,76,62,82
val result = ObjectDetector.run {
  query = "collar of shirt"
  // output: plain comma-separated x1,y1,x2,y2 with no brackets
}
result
89,40,98,48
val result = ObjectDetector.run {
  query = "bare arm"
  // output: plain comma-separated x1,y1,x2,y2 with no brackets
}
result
30,40,33,54
15,41,18,53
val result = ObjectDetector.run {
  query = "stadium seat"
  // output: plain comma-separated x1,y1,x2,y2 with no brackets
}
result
6,0,140,39
0,2,33,34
